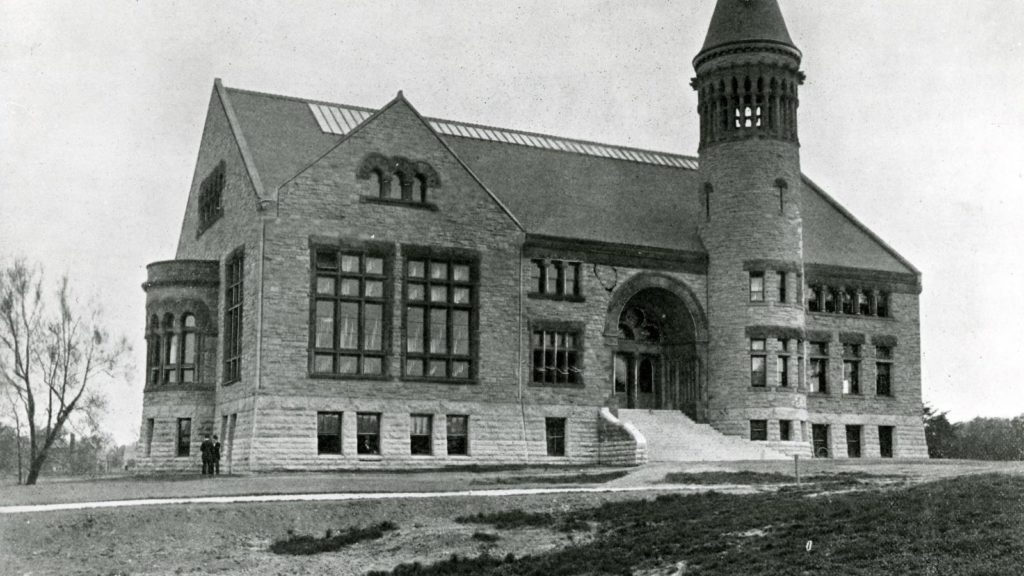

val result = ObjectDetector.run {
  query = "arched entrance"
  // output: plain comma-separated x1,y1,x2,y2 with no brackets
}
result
606,277,707,419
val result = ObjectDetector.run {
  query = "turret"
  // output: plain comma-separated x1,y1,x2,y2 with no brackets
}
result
693,0,809,441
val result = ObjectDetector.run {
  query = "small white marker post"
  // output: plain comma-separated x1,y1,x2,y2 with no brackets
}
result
794,454,800,485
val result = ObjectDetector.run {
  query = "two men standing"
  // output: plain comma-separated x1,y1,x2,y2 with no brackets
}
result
200,434,222,476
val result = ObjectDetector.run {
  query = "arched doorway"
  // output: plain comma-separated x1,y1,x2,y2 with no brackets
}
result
610,285,704,417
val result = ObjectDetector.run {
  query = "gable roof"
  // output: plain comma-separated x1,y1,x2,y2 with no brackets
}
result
216,83,917,276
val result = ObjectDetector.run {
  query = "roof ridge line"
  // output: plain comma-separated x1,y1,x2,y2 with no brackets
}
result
222,83,697,164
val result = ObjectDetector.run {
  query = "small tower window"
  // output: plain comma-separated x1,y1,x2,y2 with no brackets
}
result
775,178,788,214
703,183,713,222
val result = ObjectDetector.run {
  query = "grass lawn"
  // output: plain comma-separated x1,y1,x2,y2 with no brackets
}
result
1,469,1021,575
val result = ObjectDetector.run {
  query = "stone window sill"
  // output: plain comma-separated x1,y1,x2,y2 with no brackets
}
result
360,196,439,211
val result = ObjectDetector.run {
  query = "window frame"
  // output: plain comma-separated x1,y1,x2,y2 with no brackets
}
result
749,271,765,302
779,419,792,441
410,414,433,456
876,345,894,397
401,247,479,384
750,338,767,388
530,321,585,388
878,425,895,458
776,338,790,388
750,420,768,441
197,161,226,236
777,271,787,303
317,412,343,455
446,415,469,456
842,344,861,395
223,248,244,385
545,417,567,457
846,425,862,458
176,418,191,458
144,418,155,457
309,243,393,379
356,412,381,456
809,341,829,394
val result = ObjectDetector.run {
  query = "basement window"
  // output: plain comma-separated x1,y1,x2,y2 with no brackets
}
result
357,413,381,455
545,418,566,456
446,415,469,456
317,412,342,455
750,420,768,441
410,414,433,455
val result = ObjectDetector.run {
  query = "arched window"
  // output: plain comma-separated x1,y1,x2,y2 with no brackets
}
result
148,315,161,385
163,314,178,384
376,169,392,199
181,314,197,383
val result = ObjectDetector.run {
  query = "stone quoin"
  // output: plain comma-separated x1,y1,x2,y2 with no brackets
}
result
137,0,928,473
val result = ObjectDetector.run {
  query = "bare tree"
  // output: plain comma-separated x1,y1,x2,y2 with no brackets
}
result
0,260,130,485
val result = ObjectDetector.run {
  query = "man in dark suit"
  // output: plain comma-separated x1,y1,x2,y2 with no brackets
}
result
212,435,222,475
200,434,213,475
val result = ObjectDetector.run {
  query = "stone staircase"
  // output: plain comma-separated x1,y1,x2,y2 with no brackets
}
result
617,409,787,462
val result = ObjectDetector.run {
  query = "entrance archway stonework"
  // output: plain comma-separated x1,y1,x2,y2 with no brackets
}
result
602,273,710,421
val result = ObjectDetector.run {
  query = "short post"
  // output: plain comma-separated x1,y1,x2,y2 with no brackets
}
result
794,454,801,485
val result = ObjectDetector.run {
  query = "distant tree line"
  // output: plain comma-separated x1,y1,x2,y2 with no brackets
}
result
923,405,1024,460
0,423,127,482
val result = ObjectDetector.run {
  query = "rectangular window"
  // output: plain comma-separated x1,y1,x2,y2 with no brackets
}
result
846,425,862,458
876,362,892,396
777,272,787,303
405,256,474,380
812,424,829,458
779,420,792,441
197,162,225,234
545,417,566,456
317,412,342,455
750,420,768,441
224,251,244,384
356,413,381,455
532,329,581,385
145,418,155,457
809,342,828,393
842,344,860,395
749,272,765,302
824,288,837,313
410,414,433,455
750,339,766,387
879,426,894,458
176,418,191,457
312,247,388,376
857,290,870,315
876,292,890,318
446,415,469,456
777,339,790,387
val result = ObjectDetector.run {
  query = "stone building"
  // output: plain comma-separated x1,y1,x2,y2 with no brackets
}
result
137,0,928,473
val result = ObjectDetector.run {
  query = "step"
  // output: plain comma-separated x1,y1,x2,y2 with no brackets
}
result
618,409,788,462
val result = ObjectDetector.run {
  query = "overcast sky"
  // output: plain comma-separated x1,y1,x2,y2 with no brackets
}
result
2,0,1023,444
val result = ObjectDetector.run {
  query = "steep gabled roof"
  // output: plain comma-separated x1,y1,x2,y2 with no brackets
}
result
215,83,917,276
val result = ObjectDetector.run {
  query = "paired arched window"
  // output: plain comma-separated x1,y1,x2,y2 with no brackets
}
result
148,313,199,385
357,154,440,205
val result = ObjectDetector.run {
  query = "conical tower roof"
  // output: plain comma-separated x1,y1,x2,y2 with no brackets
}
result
699,0,796,54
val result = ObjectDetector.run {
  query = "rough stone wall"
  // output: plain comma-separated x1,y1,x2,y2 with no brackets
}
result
135,389,216,473
803,291,927,458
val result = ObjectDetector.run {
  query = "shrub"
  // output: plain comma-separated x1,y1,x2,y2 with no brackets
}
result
269,521,397,555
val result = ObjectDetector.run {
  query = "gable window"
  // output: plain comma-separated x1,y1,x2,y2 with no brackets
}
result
777,272,787,303
312,247,389,377
317,412,342,455
846,425,862,458
404,255,475,381
780,420,792,441
750,339,767,387
809,342,828,393
176,418,191,457
857,290,871,315
876,345,893,396
750,420,768,441
876,292,890,318
823,287,837,313
410,414,433,455
776,339,790,387
357,413,381,455
446,415,469,456
842,344,861,395
357,154,440,207
841,288,855,315
545,417,566,456
532,327,582,386
197,161,225,235
749,272,765,302
224,250,244,384
530,260,582,300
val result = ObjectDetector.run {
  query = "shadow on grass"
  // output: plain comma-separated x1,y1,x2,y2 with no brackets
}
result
457,510,591,533
374,473,1024,575
661,470,906,486
269,521,397,555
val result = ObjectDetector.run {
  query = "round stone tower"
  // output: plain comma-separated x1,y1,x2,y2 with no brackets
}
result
693,0,809,441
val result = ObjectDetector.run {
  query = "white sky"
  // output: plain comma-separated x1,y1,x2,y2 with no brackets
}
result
2,0,1023,444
